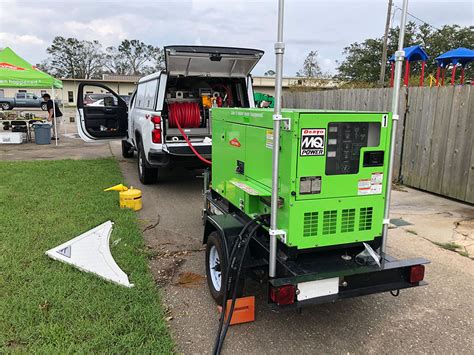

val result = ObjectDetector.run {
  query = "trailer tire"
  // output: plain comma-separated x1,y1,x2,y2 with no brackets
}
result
137,140,158,184
205,231,243,304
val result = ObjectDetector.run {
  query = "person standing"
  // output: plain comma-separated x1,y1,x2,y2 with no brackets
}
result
42,93,63,140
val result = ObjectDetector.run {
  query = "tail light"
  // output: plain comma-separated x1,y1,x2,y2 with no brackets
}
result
269,284,296,306
151,115,161,143
409,265,425,283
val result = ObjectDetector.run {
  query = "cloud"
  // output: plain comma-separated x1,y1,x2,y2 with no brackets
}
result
0,0,472,75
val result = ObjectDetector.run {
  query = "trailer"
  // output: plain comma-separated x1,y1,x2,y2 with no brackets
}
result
199,0,428,353
202,108,429,308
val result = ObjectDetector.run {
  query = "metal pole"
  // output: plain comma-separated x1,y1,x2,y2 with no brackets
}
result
379,0,393,87
381,0,408,255
269,0,285,278
52,85,58,146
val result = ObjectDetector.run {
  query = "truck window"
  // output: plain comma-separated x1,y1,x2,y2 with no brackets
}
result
17,93,26,99
144,79,158,110
136,83,146,108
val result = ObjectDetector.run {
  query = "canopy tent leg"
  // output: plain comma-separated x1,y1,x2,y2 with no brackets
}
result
52,85,58,146
404,59,410,86
419,61,425,87
390,62,395,87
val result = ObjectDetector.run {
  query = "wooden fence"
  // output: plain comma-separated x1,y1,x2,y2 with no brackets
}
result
283,86,473,203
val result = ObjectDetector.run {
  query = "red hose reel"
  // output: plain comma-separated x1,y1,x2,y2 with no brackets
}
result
167,102,211,166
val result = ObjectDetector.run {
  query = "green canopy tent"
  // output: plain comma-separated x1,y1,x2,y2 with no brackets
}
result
0,47,63,145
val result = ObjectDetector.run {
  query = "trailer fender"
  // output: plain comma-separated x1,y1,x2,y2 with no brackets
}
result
203,214,245,258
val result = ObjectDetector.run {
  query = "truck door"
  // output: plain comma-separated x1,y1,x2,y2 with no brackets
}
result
15,93,27,106
76,82,128,142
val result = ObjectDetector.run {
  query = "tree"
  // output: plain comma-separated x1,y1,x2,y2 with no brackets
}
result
43,37,105,79
336,22,473,84
296,51,322,77
264,69,276,76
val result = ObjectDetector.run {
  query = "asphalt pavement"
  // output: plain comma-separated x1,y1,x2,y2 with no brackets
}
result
109,141,474,355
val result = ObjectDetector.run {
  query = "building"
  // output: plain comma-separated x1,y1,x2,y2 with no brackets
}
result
0,74,339,106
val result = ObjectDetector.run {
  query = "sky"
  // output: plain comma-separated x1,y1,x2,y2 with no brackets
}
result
0,0,472,76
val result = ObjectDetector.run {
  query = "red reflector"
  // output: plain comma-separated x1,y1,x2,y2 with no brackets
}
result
409,265,425,283
151,115,161,124
269,284,296,306
152,129,161,143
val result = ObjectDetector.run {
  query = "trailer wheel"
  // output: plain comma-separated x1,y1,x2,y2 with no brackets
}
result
205,231,243,304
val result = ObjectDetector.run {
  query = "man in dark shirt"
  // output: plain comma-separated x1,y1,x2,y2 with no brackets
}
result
42,93,63,139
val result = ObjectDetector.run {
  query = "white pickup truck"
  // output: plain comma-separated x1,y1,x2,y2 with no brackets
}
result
76,45,264,184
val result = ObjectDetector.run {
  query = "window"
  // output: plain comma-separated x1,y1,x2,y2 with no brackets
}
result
0,89,4,98
17,93,26,98
136,79,158,110
144,80,158,109
68,91,74,103
26,93,35,99
41,90,47,95
18,90,26,93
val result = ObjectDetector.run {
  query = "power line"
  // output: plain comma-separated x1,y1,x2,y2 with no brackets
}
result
393,4,441,31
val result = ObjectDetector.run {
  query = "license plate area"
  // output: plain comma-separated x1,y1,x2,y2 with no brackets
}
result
297,277,339,301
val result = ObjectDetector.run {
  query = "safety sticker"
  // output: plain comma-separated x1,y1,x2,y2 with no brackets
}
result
358,172,383,195
300,128,326,156
266,130,273,149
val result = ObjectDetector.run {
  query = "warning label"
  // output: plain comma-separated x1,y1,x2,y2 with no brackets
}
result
300,128,326,156
265,130,273,149
358,172,384,195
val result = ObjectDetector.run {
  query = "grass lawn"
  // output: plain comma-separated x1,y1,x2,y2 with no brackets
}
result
0,158,174,353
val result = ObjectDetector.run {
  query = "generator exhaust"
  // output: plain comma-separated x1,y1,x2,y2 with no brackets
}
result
269,0,285,278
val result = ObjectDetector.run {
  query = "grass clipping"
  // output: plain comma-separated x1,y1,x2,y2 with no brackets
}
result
0,159,173,353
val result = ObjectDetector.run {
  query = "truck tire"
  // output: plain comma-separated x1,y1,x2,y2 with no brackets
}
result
121,140,134,158
1,103,12,110
205,231,244,304
137,140,158,184
41,103,47,111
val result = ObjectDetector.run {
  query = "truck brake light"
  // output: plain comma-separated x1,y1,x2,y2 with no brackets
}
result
269,284,296,306
409,265,425,283
151,116,162,143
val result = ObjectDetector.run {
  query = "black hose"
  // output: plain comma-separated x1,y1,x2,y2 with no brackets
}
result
212,216,263,355
216,222,261,354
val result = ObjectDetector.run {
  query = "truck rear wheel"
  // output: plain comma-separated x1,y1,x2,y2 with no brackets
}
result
137,140,158,184
205,231,244,304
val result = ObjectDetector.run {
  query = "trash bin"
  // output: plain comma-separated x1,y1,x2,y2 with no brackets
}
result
33,123,51,145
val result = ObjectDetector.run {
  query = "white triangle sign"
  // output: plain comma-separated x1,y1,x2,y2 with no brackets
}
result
45,221,133,288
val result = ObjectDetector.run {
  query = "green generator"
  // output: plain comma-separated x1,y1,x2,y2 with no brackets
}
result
211,108,390,251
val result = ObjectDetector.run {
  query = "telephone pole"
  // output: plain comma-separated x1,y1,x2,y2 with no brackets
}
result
379,0,393,87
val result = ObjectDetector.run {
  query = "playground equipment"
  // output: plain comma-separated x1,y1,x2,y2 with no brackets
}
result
435,47,474,86
389,45,428,87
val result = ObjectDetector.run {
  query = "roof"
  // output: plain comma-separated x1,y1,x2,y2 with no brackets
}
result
0,47,62,88
389,45,428,62
435,47,474,67
102,74,142,82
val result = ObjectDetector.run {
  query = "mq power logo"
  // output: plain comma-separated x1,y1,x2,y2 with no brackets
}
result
300,128,326,156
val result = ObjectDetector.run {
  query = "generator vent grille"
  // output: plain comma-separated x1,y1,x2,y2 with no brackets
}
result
303,212,318,237
323,210,337,235
359,207,373,231
341,208,356,233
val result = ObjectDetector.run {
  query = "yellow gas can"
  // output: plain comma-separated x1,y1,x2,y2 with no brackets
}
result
104,184,142,211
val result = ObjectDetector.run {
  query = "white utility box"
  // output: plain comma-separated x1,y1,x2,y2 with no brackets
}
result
0,132,26,144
